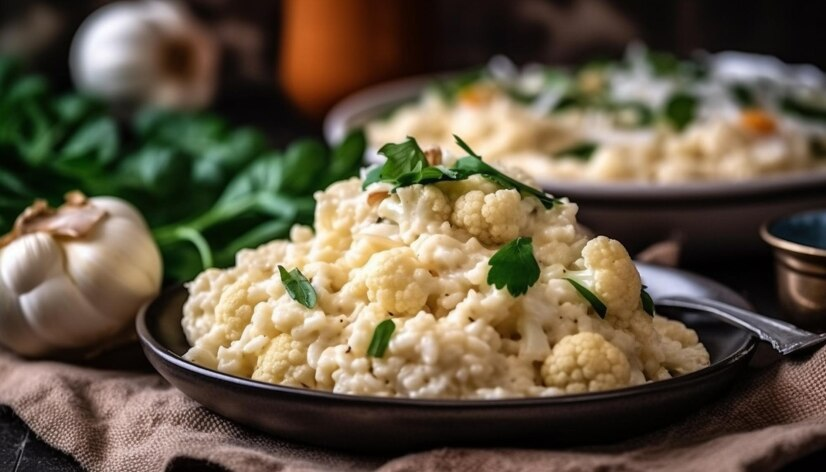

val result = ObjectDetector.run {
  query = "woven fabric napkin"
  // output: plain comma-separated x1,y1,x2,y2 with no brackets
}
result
1,342,825,472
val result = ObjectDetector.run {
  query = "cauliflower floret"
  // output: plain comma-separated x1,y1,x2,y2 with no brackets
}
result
541,332,631,393
654,316,710,375
384,313,507,398
653,315,700,347
451,188,525,245
362,247,434,316
212,275,269,346
516,307,551,362
182,268,238,345
314,178,378,236
578,236,641,315
235,240,290,270
436,174,500,200
377,185,452,244
251,334,316,388
566,237,668,377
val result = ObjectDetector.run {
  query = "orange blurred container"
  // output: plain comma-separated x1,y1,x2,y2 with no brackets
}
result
279,0,426,119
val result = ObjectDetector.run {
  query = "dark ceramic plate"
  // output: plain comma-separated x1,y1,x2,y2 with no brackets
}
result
137,263,757,452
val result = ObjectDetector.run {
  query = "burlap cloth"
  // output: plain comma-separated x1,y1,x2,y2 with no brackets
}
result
1,340,825,472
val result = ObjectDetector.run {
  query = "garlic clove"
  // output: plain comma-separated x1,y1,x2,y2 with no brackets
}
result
70,0,218,111
0,233,64,295
19,274,112,349
63,217,162,321
0,193,163,357
0,278,53,357
88,196,151,230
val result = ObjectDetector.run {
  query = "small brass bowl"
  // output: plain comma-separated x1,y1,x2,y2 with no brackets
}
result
761,210,826,332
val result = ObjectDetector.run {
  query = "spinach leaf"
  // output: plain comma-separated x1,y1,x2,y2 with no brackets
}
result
664,93,697,131
556,141,599,160
730,84,756,108
280,139,330,195
781,96,826,122
58,116,119,170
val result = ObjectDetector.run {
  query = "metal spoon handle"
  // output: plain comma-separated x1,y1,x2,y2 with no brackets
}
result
657,296,826,355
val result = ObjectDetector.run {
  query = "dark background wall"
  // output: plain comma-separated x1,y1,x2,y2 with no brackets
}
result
2,0,824,137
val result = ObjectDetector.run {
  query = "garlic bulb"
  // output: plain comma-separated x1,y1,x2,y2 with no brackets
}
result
0,193,162,357
69,0,218,110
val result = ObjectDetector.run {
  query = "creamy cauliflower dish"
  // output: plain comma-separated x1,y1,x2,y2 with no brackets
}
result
367,47,826,183
182,137,709,399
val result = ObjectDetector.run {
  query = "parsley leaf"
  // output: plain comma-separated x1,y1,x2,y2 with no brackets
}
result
781,96,826,123
452,136,561,208
487,237,541,297
640,285,655,316
555,141,599,160
366,135,563,209
278,265,317,308
565,278,607,318
552,93,584,113
367,319,396,357
452,155,560,209
729,84,755,108
377,137,428,180
646,51,681,76
663,93,697,131
365,137,460,190
809,138,826,159
361,165,383,189
454,134,480,157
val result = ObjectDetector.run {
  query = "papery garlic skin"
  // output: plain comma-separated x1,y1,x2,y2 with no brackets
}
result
69,0,218,110
0,197,162,357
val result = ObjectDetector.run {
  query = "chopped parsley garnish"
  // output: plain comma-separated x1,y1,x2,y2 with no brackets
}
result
552,93,584,113
452,157,560,209
643,50,706,78
362,137,458,190
278,265,317,309
781,96,826,123
364,135,562,209
377,138,428,178
556,141,599,160
361,165,383,188
729,84,756,108
487,237,541,297
640,285,655,316
565,278,607,318
453,134,480,158
809,138,826,159
367,319,396,357
646,51,681,76
663,93,698,131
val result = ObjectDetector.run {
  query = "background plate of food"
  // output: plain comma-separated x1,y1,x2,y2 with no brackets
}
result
325,47,826,257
